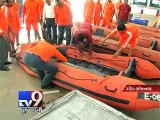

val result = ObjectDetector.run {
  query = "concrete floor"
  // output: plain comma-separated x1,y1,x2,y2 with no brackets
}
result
0,14,160,120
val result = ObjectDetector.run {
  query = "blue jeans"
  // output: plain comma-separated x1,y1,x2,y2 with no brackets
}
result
23,53,58,88
57,25,71,45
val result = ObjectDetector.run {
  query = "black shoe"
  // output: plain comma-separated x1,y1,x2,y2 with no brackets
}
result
4,61,12,65
41,83,55,89
0,66,10,71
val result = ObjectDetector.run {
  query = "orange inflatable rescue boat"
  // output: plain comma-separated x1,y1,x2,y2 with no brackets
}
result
109,20,160,33
92,24,160,51
92,35,160,69
16,43,160,111
110,21,160,39
73,22,160,51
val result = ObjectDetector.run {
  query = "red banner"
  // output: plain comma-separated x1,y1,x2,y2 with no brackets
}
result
123,85,160,92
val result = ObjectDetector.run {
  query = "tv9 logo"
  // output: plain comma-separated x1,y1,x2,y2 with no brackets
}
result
18,91,43,108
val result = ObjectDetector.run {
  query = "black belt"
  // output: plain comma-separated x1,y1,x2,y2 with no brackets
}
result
46,18,54,19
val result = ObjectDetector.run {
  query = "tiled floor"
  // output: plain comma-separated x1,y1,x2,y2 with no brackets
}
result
0,14,159,120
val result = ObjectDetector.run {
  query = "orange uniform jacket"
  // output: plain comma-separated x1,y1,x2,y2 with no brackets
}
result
110,24,138,38
11,2,20,33
84,0,89,17
103,2,115,26
37,0,44,15
84,0,95,23
0,7,8,35
23,0,40,21
27,41,68,62
103,2,115,19
94,1,102,18
7,7,17,33
54,2,72,26
109,24,139,48
94,1,102,24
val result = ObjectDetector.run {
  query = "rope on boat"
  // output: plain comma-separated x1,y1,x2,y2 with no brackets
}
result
74,54,125,62
57,71,97,81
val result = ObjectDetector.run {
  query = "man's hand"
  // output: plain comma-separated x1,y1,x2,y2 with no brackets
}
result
3,34,8,40
88,54,92,60
12,31,17,36
113,52,119,58
39,19,42,24
42,20,45,25
102,40,107,46
101,16,103,20
22,19,24,24
70,22,73,27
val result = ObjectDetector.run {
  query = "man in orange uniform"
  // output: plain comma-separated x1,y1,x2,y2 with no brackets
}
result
23,0,40,43
23,39,67,89
54,0,72,45
83,0,89,22
103,24,139,58
0,0,10,71
102,0,115,28
83,0,95,23
115,0,123,19
12,0,20,46
94,0,102,25
6,0,17,57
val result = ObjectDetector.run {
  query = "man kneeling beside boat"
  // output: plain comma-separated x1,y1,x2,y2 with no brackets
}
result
23,40,68,89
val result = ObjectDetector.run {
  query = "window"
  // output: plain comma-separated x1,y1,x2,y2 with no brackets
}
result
133,0,148,6
150,0,160,8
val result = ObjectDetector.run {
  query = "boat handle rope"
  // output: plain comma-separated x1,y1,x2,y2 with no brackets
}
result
104,86,117,92
57,70,97,81
142,53,151,57
96,59,125,62
74,53,126,62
